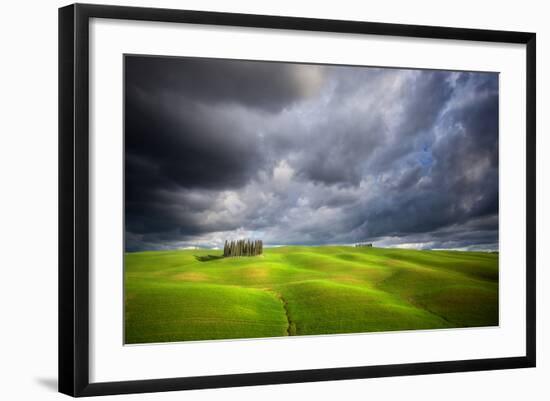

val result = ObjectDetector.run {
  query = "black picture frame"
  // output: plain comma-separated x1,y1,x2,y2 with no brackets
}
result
59,3,536,397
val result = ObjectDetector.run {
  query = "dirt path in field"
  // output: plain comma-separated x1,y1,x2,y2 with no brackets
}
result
269,290,295,336
279,295,294,336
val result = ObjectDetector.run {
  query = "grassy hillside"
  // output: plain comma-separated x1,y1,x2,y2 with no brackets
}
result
124,246,498,344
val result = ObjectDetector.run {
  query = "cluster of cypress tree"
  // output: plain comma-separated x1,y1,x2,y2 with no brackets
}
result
223,239,263,257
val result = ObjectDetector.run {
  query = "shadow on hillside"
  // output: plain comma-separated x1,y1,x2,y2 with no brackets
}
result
195,254,224,262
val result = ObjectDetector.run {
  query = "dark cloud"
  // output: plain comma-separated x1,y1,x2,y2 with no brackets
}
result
125,55,324,113
125,55,499,252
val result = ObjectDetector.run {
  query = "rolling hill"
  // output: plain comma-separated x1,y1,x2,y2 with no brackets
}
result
124,246,498,344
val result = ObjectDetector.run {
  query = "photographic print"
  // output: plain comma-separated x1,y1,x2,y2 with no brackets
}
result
124,55,499,345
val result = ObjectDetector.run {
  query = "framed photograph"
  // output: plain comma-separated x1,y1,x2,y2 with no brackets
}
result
59,3,536,397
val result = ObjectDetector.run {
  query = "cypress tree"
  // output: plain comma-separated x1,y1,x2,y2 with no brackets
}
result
223,239,265,257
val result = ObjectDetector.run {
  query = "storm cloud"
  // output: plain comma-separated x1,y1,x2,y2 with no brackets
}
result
125,55,499,252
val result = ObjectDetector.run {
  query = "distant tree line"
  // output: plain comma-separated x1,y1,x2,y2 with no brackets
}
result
355,242,373,248
223,239,263,257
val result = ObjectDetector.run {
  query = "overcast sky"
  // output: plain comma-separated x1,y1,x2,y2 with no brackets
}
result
125,55,499,252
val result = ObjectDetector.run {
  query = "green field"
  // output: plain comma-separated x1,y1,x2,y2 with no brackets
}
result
124,246,498,344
